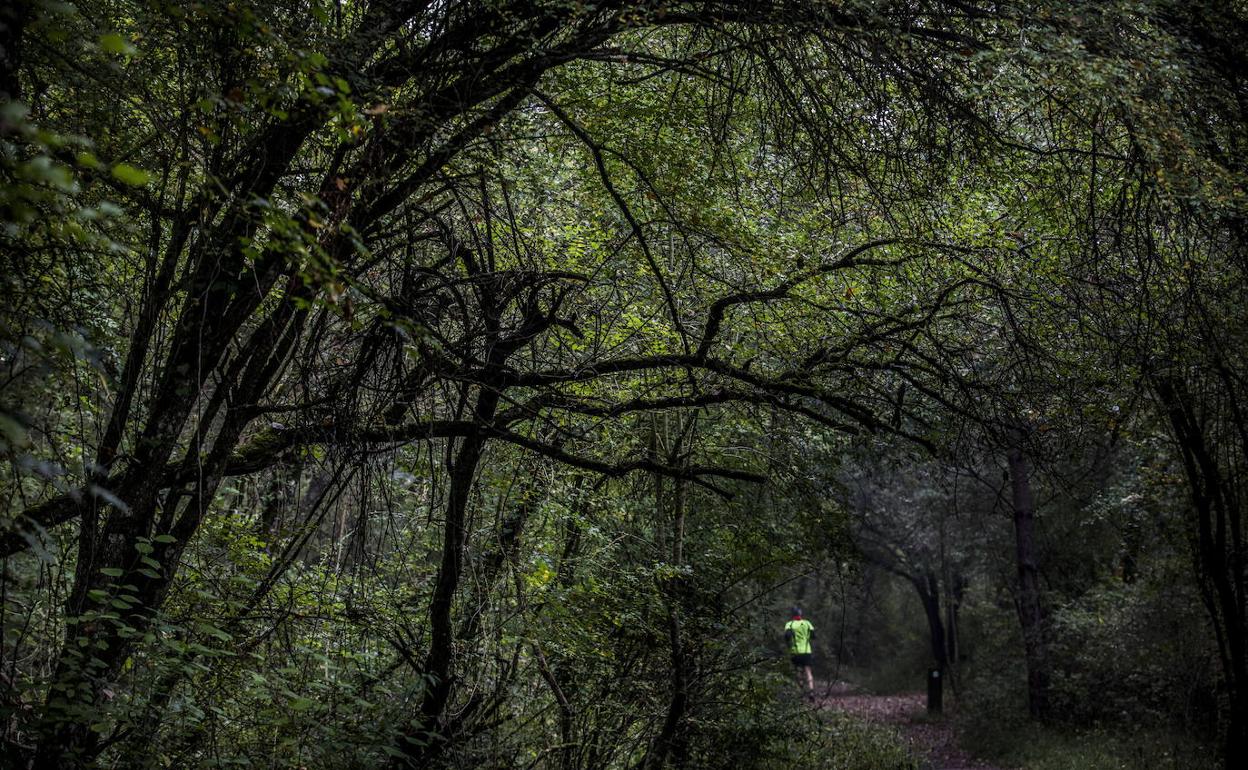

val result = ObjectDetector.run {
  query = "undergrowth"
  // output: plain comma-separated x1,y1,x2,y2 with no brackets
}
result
960,718,1218,770
800,709,918,770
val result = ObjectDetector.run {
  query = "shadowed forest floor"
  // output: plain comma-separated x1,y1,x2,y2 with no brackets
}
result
819,683,1009,770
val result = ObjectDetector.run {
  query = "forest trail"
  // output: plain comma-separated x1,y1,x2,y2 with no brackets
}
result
817,683,1012,770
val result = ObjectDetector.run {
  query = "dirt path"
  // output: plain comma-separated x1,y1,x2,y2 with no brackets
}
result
816,684,1011,770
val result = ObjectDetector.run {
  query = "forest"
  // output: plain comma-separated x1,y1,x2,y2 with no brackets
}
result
1,1,1246,768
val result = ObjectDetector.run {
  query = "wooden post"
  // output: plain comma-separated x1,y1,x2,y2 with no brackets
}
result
927,668,943,714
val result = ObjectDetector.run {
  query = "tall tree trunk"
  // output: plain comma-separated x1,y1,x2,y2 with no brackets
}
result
1154,378,1248,769
945,571,964,696
31,294,308,768
644,417,691,770
1006,432,1050,720
916,571,948,671
395,395,497,764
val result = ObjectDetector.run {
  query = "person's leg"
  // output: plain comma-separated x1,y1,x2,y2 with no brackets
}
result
803,664,814,692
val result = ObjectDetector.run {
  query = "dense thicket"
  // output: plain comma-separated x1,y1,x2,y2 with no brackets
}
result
1,1,1245,768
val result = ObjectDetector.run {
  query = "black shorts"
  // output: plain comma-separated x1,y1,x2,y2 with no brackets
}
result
790,653,813,667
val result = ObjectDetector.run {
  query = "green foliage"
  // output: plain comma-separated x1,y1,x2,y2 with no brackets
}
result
1048,578,1217,731
735,705,918,770
962,720,1217,770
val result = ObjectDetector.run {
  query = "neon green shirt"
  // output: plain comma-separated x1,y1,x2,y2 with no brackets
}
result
785,618,814,655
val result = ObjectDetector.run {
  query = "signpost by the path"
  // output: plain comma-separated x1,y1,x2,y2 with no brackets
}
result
927,668,943,714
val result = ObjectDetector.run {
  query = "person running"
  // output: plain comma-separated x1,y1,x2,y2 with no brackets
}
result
784,607,815,693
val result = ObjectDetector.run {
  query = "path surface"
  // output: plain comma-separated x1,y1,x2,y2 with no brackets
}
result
816,683,1011,770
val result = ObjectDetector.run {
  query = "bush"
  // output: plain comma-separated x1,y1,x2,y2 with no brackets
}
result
688,669,916,770
956,575,1220,770
962,720,1217,770
1048,577,1219,734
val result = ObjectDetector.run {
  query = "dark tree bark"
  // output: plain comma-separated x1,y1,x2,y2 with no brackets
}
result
1154,377,1248,769
1006,431,1051,720
916,571,948,671
944,570,964,695
644,479,691,769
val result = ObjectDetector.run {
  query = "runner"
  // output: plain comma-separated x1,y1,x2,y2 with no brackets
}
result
784,606,815,693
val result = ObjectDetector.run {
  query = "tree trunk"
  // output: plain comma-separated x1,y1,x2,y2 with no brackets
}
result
945,571,964,696
396,396,496,764
916,571,948,671
1006,433,1050,720
1154,377,1248,769
644,418,691,770
31,302,307,768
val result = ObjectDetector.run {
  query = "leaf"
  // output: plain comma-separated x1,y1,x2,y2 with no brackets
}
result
0,412,29,449
111,163,151,186
99,33,136,56
287,696,316,711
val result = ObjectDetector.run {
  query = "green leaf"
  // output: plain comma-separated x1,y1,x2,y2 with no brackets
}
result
99,33,136,56
0,412,28,449
287,696,316,711
100,567,124,577
111,163,151,186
